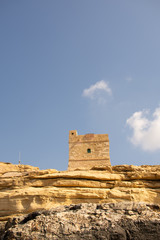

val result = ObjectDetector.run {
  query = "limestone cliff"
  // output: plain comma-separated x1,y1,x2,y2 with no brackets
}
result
1,202,160,239
0,162,159,221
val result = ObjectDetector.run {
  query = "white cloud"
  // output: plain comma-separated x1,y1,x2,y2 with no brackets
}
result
126,107,160,151
82,80,112,101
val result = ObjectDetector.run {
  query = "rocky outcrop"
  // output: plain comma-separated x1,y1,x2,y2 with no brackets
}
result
0,162,159,220
1,202,160,239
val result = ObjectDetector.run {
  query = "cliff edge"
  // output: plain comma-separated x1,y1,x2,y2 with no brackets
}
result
0,162,159,221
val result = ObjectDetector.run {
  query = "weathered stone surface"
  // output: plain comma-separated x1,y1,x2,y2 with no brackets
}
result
0,162,39,175
68,130,111,170
1,202,160,239
0,163,159,220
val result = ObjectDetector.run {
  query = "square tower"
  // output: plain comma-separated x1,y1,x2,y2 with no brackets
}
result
68,130,111,170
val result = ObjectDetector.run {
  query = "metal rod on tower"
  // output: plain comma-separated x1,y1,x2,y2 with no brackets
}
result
19,152,21,165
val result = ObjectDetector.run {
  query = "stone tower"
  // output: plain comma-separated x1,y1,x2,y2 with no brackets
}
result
68,130,111,170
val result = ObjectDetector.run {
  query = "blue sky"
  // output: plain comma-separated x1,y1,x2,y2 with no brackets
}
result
0,0,160,170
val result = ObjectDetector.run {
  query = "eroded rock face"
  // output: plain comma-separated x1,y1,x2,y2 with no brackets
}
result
1,202,160,239
0,163,159,220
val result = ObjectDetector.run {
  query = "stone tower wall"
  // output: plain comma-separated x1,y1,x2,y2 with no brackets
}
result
68,130,111,170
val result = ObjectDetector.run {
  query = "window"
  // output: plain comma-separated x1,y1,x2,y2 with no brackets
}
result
72,132,74,135
87,148,91,153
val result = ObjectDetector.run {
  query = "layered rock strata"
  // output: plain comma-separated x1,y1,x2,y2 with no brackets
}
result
1,202,160,239
0,162,159,220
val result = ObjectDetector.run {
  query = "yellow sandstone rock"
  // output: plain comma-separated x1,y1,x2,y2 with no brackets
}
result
0,162,159,220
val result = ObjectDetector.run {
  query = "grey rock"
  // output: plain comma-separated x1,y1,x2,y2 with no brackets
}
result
1,202,160,240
